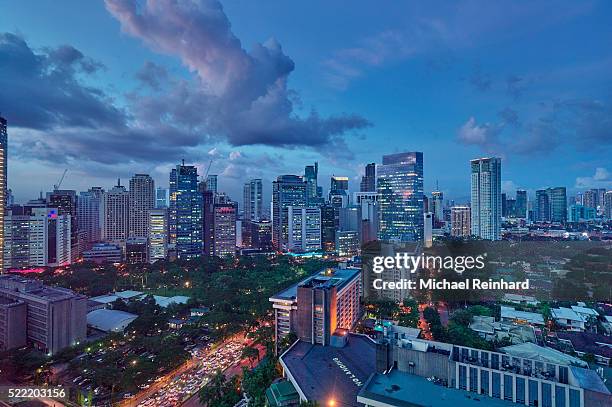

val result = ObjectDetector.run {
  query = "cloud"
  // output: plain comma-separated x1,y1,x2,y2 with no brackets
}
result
1,0,371,171
575,167,612,189
458,97,612,156
105,0,371,150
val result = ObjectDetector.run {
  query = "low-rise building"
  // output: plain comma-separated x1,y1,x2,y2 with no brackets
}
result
500,306,545,326
551,308,586,332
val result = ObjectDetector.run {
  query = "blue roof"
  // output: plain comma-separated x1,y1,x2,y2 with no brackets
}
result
569,366,611,395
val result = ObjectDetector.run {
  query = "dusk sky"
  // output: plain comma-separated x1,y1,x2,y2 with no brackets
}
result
1,0,611,205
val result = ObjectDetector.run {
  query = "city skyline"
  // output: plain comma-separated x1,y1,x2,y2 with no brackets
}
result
1,0,611,204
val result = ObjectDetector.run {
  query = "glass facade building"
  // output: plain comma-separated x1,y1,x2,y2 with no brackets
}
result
470,157,502,240
377,152,424,242
169,163,203,259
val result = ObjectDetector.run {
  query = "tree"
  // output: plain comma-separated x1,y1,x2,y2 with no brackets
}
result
241,346,260,367
398,298,420,328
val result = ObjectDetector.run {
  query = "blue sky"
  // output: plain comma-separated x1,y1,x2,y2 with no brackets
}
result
1,0,611,205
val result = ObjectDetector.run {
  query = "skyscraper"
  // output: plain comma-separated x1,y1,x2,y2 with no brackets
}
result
101,180,129,243
535,187,567,223
377,152,424,242
451,206,471,237
604,191,612,219
516,189,527,218
431,188,443,226
0,116,6,271
78,187,104,248
213,201,237,258
330,175,349,192
272,175,307,250
470,157,501,240
206,174,218,194
360,163,376,192
129,174,155,239
287,206,321,253
243,179,263,222
47,189,79,260
304,162,318,203
155,187,168,208
148,208,168,263
169,163,203,259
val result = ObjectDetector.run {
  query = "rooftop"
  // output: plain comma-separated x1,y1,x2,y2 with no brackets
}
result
500,342,587,367
556,331,612,359
270,267,361,302
551,307,585,322
500,306,545,325
281,334,375,406
358,370,519,407
87,309,138,332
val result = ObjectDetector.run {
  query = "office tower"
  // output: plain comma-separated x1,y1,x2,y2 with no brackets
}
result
272,175,307,250
243,179,263,222
269,266,361,346
568,204,597,222
377,152,424,242
3,207,30,270
169,162,203,259
46,189,78,261
451,206,471,237
0,116,6,271
155,187,168,208
0,275,86,355
287,206,321,252
78,187,104,248
424,212,433,248
470,157,501,240
582,190,597,209
354,192,379,244
506,198,516,218
206,174,218,194
501,193,507,217
339,205,361,234
320,203,336,252
249,220,272,251
202,189,215,256
329,190,349,209
128,174,155,239
431,188,443,226
304,162,319,203
605,191,612,219
331,175,349,192
0,296,26,351
101,180,129,243
336,230,359,257
148,209,167,263
535,187,567,223
213,202,237,257
516,189,527,218
125,238,148,263
360,163,376,192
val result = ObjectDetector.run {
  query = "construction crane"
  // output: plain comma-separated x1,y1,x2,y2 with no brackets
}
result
204,159,213,180
53,169,68,191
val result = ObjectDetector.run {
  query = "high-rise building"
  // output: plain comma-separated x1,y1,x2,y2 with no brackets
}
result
320,203,336,252
0,116,7,271
336,230,359,257
331,175,349,192
360,163,376,192
3,207,71,269
287,206,321,253
424,212,433,248
304,162,319,203
451,206,471,237
377,152,424,242
78,187,104,248
101,180,129,244
169,163,203,259
213,202,237,258
125,237,148,264
47,189,78,260
249,220,273,251
516,189,527,218
155,187,168,208
535,187,567,223
269,267,361,346
354,192,379,245
339,205,361,235
605,191,612,219
148,209,168,263
272,175,307,250
583,189,597,209
243,179,263,222
431,188,444,226
206,174,218,194
0,275,86,355
501,193,507,217
470,157,501,240
202,188,215,256
128,174,155,239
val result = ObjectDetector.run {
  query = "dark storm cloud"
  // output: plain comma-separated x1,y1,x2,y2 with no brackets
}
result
1,0,370,168
0,33,124,130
